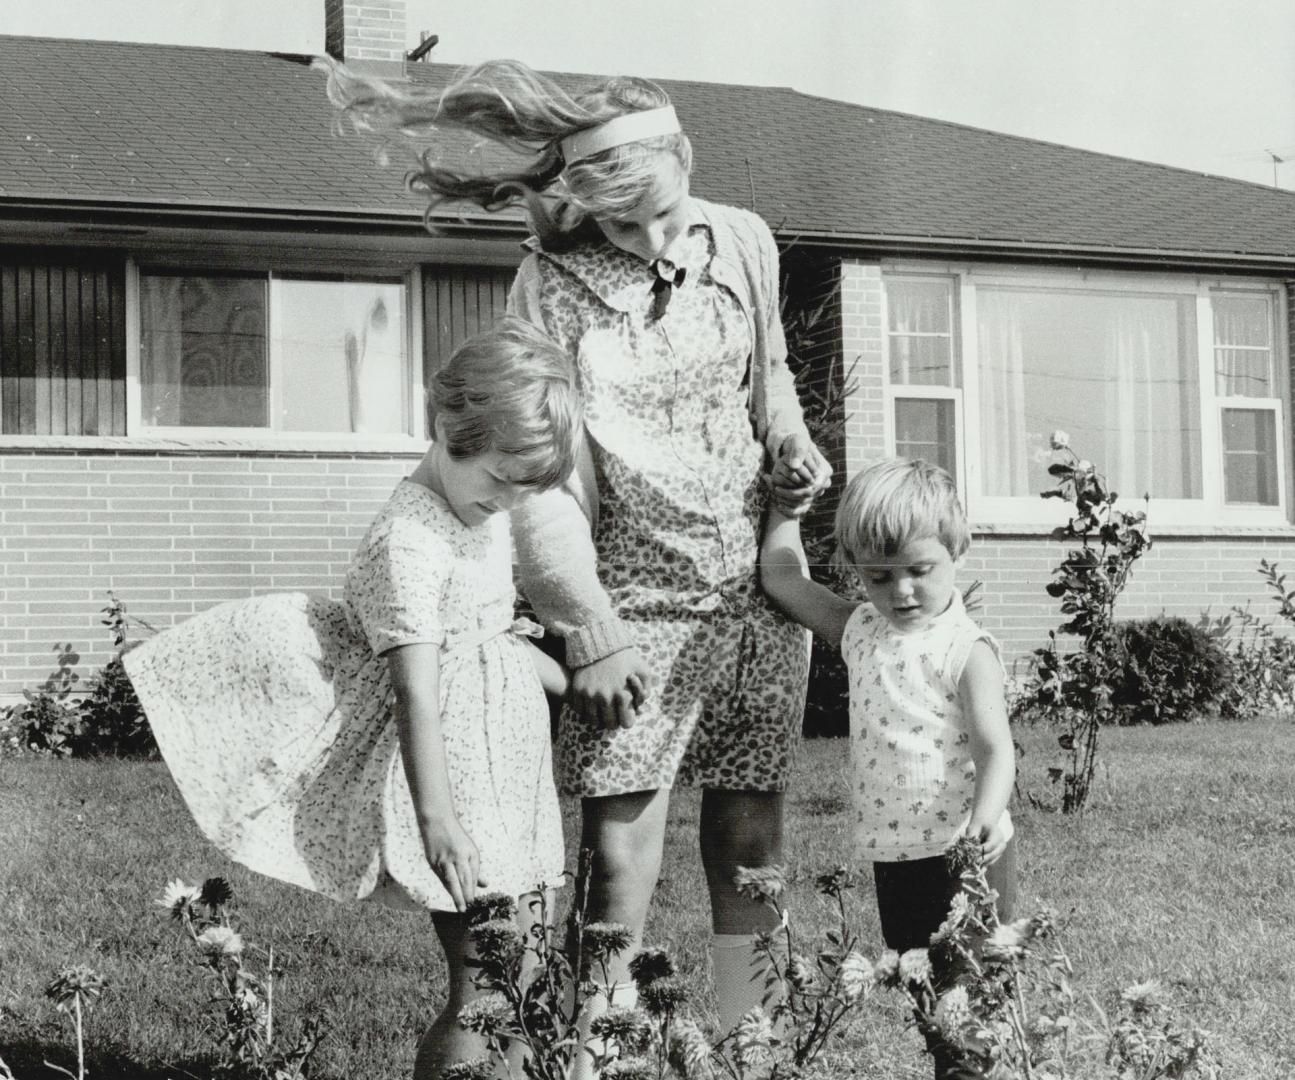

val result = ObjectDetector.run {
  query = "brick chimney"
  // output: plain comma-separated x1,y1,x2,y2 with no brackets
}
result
324,0,407,63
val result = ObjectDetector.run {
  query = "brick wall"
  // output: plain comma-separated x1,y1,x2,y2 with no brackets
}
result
324,0,407,62
838,260,886,476
1,450,419,701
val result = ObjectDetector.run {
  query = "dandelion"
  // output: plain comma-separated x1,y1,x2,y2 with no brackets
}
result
668,1016,715,1080
933,984,973,1038
732,1007,774,1067
156,877,202,920
733,865,786,905
469,918,524,963
465,891,517,926
1119,979,1164,1014
590,1006,654,1054
639,974,690,1016
1050,429,1070,450
44,966,106,1011
873,949,901,988
628,946,674,986
836,951,874,1004
198,876,233,909
898,948,932,988
930,890,971,945
195,925,245,957
457,992,513,1038
583,921,634,960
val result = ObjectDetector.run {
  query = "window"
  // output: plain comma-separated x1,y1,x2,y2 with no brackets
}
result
886,275,960,479
139,270,410,435
881,269,1288,524
1214,292,1281,506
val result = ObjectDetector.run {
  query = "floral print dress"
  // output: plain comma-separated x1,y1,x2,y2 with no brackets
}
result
125,480,564,910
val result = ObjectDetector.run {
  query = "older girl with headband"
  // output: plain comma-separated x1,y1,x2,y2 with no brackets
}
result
324,58,832,1055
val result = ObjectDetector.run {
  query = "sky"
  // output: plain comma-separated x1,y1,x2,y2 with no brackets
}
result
5,0,1295,189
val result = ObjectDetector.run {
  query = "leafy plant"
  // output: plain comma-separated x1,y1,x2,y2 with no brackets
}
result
159,876,326,1079
1015,432,1151,812
1,644,83,756
1110,617,1234,725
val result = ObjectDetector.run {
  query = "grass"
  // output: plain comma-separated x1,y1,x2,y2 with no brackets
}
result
2,720,1294,1079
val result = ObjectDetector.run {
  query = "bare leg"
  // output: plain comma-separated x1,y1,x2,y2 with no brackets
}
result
414,913,491,1080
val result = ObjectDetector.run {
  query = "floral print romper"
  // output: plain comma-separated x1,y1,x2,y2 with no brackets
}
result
520,221,810,796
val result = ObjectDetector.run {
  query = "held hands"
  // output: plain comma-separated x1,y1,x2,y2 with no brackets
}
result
570,648,652,730
768,432,832,517
421,814,487,912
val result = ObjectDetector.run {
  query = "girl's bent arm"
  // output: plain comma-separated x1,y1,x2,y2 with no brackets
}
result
758,511,856,650
527,640,570,698
385,643,485,911
959,639,1016,865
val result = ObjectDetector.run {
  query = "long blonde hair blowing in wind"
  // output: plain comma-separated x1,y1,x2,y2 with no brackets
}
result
317,57,693,247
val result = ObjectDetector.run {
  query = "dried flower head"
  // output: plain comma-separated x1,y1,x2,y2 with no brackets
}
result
1030,907,1059,939
814,866,858,897
983,920,1030,962
668,1016,715,1080
457,991,513,1037
934,984,973,1038
639,974,690,1016
198,876,233,909
732,1007,774,1067
465,891,517,926
1050,429,1071,450
1119,980,1165,1014
628,947,675,987
836,951,874,1004
898,948,932,988
156,878,203,920
787,953,819,992
590,1007,654,1054
732,865,786,906
44,966,106,1011
945,835,982,877
873,949,901,988
195,925,244,957
930,890,972,946
583,921,634,960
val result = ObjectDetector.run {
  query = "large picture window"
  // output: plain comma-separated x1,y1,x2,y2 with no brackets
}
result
139,270,409,435
881,269,1288,525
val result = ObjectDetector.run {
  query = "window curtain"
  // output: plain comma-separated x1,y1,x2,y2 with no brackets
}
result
976,292,1029,495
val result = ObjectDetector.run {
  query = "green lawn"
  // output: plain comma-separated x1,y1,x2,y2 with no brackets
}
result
2,720,1293,1078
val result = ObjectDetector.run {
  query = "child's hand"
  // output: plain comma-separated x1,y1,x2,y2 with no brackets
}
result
570,648,652,730
973,820,1010,867
768,432,832,517
421,815,487,912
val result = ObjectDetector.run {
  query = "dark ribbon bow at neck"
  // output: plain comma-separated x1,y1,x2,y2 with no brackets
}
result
648,257,687,321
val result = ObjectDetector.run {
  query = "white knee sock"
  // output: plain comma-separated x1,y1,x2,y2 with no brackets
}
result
712,933,782,1038
569,979,639,1080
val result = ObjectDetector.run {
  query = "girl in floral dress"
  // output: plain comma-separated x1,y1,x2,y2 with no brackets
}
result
125,317,580,1078
323,57,833,1050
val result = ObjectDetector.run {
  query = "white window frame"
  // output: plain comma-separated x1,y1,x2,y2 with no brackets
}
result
881,272,967,496
881,260,1291,529
125,259,425,447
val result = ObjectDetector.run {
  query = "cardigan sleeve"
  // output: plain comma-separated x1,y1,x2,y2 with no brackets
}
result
507,255,637,667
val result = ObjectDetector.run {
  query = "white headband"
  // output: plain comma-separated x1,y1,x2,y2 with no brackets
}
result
559,105,681,164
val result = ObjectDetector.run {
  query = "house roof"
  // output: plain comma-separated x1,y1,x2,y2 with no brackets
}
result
4,33,1295,269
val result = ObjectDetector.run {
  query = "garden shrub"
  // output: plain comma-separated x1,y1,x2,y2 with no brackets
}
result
1110,616,1234,725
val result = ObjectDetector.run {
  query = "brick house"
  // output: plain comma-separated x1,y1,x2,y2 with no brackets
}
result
4,3,1295,703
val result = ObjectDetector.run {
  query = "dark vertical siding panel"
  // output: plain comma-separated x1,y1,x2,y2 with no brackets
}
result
108,267,126,434
79,267,100,436
16,264,35,436
47,266,67,435
0,265,17,434
32,265,51,434
64,269,83,436
92,266,112,436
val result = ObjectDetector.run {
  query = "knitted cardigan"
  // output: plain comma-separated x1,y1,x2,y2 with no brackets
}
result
508,198,810,666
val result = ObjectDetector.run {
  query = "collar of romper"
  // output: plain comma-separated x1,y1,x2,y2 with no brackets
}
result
525,199,739,314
